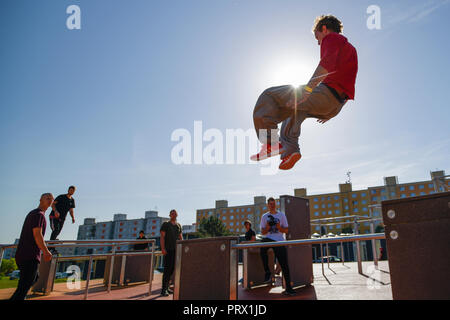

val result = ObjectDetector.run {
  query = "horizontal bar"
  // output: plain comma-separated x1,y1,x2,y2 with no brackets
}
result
232,233,385,250
54,251,165,262
0,239,156,250
310,218,383,226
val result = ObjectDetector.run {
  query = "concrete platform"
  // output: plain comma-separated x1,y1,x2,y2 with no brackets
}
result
0,261,392,300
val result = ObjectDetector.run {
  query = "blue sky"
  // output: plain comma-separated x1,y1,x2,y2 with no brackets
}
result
1,0,449,243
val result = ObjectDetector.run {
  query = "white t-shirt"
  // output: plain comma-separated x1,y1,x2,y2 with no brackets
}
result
260,211,289,241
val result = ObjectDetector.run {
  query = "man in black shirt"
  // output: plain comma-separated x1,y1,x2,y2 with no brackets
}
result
160,209,183,296
244,220,256,241
133,231,149,251
49,186,76,254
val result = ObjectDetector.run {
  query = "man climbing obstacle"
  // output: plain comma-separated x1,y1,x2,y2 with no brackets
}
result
251,15,358,170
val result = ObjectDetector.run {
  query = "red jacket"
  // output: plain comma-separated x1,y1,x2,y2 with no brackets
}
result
319,33,358,100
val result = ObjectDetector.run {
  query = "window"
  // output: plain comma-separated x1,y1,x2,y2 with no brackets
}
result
314,204,319,209
419,185,424,189
409,185,415,190
223,210,227,213
230,215,234,220
322,204,326,208
247,208,251,212
372,196,378,201
335,210,340,214
362,200,367,204
344,205,349,210
353,208,359,213
371,190,377,195
230,209,234,213
352,194,357,198
381,196,387,200
400,186,405,191
263,206,267,210
328,204,332,208
401,194,406,198
411,193,416,197
222,216,226,220
247,214,252,218
361,192,366,197
334,203,340,207
353,200,358,205
334,195,339,200
344,198,348,203
230,222,234,226
362,207,368,212
322,212,326,216
390,192,396,197
315,226,320,231
428,183,434,188
420,192,425,195
230,228,234,232
314,197,318,202
328,211,332,215
337,225,341,229
321,197,325,201
327,196,331,201
314,212,319,216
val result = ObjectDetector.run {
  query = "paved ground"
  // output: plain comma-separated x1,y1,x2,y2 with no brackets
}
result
0,261,392,300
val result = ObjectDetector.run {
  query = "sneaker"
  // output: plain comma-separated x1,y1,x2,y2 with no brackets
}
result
250,143,284,161
262,273,272,284
279,152,301,170
160,289,169,297
282,288,297,296
167,288,174,294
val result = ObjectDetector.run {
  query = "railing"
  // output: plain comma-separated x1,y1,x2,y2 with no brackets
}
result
232,233,386,277
0,239,159,300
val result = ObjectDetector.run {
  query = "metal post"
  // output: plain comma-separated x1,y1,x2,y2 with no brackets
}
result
119,255,127,286
324,225,330,270
354,219,362,275
107,245,116,293
84,255,93,300
0,247,4,270
148,242,154,296
341,242,345,265
319,220,324,276
370,219,378,269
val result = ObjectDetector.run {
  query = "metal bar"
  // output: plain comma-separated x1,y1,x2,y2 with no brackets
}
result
370,220,378,268
0,247,4,270
310,218,382,227
341,242,345,265
232,233,386,250
119,255,126,286
84,255,93,300
354,220,362,275
107,245,115,293
148,242,154,296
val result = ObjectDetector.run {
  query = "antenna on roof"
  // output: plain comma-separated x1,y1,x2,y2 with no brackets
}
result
346,171,352,184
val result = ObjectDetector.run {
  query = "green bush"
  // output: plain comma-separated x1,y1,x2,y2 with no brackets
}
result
0,258,18,277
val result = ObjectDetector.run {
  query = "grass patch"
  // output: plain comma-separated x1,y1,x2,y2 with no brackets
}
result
0,276,19,290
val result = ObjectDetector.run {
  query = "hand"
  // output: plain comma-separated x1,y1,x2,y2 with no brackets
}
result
43,250,52,262
316,118,329,124
162,249,167,256
55,212,60,219
275,222,281,231
72,218,75,224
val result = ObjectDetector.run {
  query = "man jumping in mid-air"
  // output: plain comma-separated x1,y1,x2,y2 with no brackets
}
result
251,15,358,170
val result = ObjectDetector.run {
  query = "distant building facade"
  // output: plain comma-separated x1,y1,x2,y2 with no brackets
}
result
196,170,449,236
76,210,169,254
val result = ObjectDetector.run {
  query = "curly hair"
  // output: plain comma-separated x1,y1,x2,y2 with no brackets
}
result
312,15,343,33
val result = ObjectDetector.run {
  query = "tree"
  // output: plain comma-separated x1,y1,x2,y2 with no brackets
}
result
197,216,232,238
0,258,17,276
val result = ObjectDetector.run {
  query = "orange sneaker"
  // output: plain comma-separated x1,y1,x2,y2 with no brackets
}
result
250,143,284,161
279,152,301,170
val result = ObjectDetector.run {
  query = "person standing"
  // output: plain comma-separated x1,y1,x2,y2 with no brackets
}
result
259,197,296,296
133,231,149,251
10,193,54,300
49,186,76,254
160,209,183,296
244,220,256,241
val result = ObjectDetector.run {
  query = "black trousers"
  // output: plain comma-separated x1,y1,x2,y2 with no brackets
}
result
260,238,292,290
50,218,65,241
10,260,40,300
162,250,176,291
